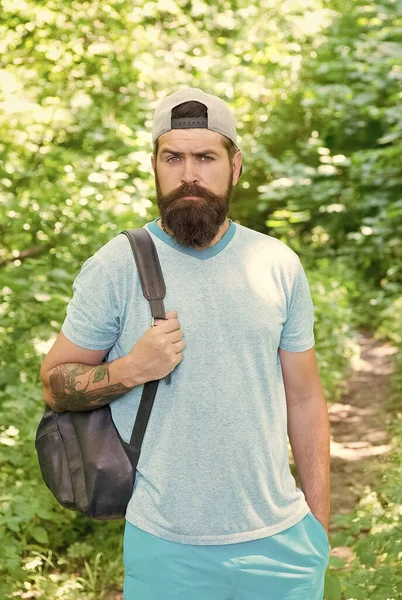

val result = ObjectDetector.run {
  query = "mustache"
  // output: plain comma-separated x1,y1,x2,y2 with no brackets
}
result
170,185,211,199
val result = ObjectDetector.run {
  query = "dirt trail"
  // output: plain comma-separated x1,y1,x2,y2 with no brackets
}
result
327,328,398,561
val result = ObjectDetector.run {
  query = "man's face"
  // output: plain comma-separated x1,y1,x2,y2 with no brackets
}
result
151,129,242,249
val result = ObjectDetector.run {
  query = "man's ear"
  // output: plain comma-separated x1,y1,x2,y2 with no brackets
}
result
151,154,156,173
232,151,242,184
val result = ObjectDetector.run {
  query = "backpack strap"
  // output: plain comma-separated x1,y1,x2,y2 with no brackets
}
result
119,228,170,452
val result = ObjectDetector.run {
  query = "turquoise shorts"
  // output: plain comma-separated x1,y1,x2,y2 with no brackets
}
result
123,511,330,600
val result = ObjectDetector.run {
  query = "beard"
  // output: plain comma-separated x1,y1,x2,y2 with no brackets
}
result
154,167,233,249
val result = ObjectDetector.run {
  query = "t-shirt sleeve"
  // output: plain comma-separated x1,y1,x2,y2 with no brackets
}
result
61,254,120,351
279,258,315,352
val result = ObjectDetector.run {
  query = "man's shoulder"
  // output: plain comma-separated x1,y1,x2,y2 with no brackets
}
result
235,222,300,264
89,229,143,290
95,228,141,263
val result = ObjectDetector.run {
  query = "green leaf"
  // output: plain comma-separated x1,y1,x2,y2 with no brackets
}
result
5,519,20,533
324,572,342,600
357,547,377,567
35,506,53,520
328,555,346,568
30,526,49,544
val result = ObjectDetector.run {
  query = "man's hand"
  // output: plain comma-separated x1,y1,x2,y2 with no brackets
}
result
127,310,185,385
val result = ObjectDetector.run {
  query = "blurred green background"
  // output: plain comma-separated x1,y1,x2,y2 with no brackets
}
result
1,0,402,598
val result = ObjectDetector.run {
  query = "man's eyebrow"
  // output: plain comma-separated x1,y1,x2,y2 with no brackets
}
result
160,148,219,157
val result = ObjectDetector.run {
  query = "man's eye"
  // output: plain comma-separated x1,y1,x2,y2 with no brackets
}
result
167,156,214,163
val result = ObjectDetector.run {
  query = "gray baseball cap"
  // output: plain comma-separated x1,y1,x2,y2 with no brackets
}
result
152,87,239,148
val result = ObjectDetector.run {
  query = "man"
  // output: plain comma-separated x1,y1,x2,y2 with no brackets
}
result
40,88,331,599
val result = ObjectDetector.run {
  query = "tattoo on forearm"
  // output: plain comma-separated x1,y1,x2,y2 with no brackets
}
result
49,363,129,412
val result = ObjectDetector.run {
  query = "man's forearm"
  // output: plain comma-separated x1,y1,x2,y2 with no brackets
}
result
43,356,138,412
287,394,331,530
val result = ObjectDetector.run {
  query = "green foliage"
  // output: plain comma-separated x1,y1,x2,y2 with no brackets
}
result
324,426,402,599
307,257,361,400
0,373,125,595
1,0,401,597
377,297,402,346
322,306,402,599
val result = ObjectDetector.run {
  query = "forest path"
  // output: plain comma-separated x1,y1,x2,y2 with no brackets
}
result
327,328,398,562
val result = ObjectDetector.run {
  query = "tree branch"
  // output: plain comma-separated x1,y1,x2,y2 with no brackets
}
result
0,244,52,267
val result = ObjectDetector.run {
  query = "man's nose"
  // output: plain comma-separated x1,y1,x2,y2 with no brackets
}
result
181,159,199,183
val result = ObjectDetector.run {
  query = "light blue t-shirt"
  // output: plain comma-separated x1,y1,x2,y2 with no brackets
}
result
61,217,315,545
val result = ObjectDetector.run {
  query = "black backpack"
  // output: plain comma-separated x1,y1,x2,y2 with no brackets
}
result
35,228,169,519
